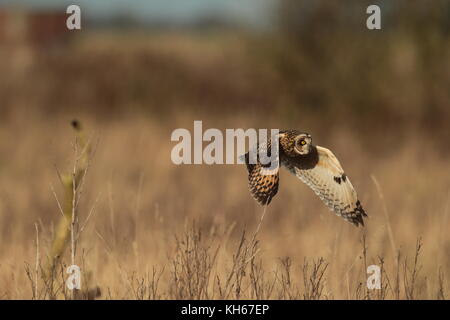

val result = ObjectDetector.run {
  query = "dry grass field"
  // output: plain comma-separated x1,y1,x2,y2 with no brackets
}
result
1,109,448,300
0,16,449,299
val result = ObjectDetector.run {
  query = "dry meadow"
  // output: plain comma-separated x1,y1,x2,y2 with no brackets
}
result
0,16,449,300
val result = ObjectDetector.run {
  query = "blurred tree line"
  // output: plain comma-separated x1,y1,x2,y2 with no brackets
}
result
277,0,450,131
0,0,449,140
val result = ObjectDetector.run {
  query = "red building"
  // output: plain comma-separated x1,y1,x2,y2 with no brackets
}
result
0,8,71,48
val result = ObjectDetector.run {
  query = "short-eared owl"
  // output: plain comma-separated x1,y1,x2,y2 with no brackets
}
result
242,130,367,226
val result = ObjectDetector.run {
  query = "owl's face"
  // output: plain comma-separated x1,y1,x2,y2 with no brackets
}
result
293,133,312,155
279,131,312,156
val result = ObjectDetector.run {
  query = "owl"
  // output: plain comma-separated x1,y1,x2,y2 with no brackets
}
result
242,130,367,226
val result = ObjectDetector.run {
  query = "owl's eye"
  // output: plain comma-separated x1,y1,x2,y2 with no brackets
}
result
300,140,306,145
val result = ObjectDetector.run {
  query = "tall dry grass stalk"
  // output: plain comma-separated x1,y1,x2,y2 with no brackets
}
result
45,121,90,275
34,222,39,299
371,175,397,259
37,120,100,299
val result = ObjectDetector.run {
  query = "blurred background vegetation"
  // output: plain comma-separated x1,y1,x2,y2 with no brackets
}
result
1,0,449,142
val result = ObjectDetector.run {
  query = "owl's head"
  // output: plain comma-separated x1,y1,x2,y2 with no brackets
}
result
280,131,312,156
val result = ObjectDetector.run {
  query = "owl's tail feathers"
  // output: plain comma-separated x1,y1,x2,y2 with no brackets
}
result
348,200,368,227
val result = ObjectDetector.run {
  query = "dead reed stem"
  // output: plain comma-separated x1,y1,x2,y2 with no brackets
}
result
43,120,93,298
34,222,39,299
371,175,397,259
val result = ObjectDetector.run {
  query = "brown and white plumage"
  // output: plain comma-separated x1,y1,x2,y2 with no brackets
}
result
243,151,279,205
242,130,367,226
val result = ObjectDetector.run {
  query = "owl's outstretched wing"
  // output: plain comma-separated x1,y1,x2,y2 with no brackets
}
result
241,148,279,206
286,146,367,226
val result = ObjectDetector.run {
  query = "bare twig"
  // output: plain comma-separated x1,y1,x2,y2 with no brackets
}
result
34,222,40,299
371,175,397,259
50,183,66,219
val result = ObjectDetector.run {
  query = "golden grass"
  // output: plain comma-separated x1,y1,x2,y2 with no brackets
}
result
0,28,449,299
0,110,448,300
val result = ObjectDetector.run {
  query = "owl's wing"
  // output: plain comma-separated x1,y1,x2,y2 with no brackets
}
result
286,146,367,226
242,147,280,206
